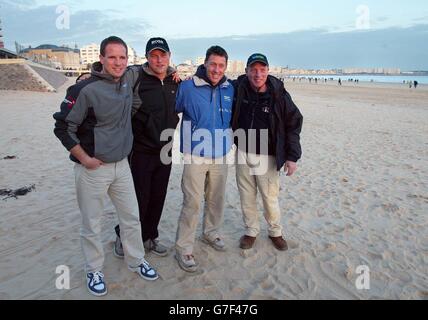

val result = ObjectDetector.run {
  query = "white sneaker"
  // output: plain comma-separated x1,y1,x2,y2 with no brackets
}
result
175,253,198,273
129,260,159,281
86,271,107,297
201,236,226,251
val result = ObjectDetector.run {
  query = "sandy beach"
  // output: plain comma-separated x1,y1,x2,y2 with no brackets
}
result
0,79,427,300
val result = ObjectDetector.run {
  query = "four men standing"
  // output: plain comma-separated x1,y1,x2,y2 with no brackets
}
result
54,37,303,294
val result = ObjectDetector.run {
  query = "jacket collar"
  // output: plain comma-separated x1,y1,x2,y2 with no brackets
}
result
91,61,123,82
193,64,229,88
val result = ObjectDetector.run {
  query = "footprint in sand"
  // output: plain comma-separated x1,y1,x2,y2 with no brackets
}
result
240,249,256,259
287,239,299,250
344,267,354,281
382,203,400,213
260,276,276,291
394,271,413,283
325,243,337,251
266,255,278,268
367,251,383,261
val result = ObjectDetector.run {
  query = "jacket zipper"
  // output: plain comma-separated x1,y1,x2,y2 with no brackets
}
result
250,92,259,129
212,87,216,133
161,79,169,132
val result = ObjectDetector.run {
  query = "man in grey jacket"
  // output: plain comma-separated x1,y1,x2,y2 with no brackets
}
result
53,36,158,297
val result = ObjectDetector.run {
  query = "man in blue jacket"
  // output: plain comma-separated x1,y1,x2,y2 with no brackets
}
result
175,46,234,272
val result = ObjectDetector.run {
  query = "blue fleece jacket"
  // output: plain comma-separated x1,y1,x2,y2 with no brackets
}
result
176,66,234,159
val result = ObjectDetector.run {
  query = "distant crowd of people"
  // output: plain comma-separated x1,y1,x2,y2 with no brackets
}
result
281,77,421,88
284,77,358,86
406,80,419,89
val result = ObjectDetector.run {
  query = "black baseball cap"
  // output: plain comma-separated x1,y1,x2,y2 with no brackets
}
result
146,37,170,55
247,53,269,67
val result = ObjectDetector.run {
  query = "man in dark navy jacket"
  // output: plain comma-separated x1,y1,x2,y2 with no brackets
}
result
232,53,303,251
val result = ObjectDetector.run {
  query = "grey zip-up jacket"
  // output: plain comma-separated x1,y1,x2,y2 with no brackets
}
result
53,62,139,163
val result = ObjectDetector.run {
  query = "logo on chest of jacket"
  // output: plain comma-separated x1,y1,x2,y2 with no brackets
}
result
224,95,232,102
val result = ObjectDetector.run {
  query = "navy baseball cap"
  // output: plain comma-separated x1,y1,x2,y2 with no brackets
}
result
146,37,170,55
247,53,269,67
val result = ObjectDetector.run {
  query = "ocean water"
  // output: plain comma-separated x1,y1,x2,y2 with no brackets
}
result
288,75,428,85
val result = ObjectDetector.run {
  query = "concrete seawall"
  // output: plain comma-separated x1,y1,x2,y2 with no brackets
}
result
0,60,68,92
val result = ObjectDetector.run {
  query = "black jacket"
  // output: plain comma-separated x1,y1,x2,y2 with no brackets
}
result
232,75,303,170
132,63,180,154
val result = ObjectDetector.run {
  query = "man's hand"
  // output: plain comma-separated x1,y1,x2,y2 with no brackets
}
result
70,144,104,170
285,161,297,176
82,157,104,170
172,72,181,83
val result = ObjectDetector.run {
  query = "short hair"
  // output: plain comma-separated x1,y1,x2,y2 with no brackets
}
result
205,46,228,64
100,36,128,57
76,72,91,83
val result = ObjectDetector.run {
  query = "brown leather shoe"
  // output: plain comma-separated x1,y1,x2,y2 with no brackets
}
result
240,235,256,249
269,236,288,251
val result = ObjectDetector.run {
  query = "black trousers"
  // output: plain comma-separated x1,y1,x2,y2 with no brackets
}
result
115,151,172,242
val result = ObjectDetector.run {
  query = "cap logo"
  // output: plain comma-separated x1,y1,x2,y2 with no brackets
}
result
151,40,164,45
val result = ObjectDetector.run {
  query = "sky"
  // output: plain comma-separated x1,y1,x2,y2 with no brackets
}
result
1,0,427,70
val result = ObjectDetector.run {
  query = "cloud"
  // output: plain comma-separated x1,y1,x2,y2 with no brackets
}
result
169,25,428,70
412,16,428,22
375,16,389,23
2,2,426,70
1,1,150,50
2,0,37,6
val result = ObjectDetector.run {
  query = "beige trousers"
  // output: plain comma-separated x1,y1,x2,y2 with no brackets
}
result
74,158,145,273
175,154,229,255
235,150,283,237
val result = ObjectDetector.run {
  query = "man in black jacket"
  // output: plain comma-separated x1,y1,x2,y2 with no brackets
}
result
232,53,303,251
114,38,179,258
